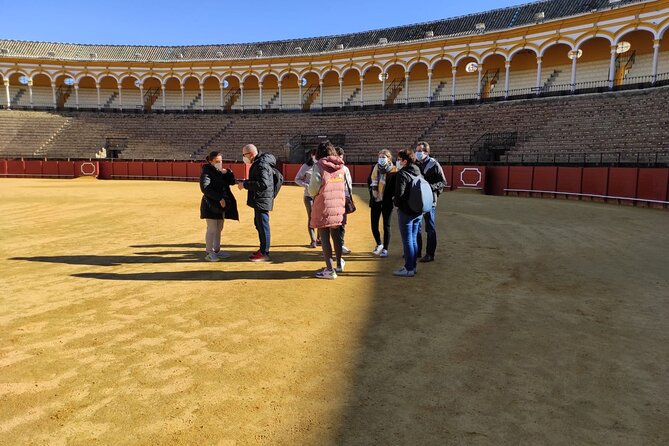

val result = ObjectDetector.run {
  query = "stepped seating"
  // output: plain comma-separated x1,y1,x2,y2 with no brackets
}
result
1,85,668,162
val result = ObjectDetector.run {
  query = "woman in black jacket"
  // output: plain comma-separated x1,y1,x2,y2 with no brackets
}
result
393,148,423,277
200,151,238,262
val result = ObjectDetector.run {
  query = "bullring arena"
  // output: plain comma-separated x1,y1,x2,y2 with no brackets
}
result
1,0,669,445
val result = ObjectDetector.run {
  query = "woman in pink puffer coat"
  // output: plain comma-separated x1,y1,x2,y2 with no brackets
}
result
308,141,346,279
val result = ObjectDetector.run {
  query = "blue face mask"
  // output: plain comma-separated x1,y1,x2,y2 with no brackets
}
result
378,157,387,166
415,151,425,161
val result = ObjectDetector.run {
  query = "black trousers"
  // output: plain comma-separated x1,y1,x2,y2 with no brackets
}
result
370,201,393,249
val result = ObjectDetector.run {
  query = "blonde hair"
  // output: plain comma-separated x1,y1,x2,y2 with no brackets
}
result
378,149,393,161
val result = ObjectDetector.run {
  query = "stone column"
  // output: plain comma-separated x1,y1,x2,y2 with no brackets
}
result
51,82,57,109
28,79,34,109
535,57,543,95
180,85,185,110
427,69,433,104
161,85,166,111
570,52,578,92
359,78,364,107
608,46,617,89
259,82,263,111
74,84,80,109
652,39,661,84
404,73,409,104
118,85,123,111
96,83,101,109
504,61,511,98
451,67,457,103
200,84,205,112
4,79,11,109
339,78,344,108
278,81,283,110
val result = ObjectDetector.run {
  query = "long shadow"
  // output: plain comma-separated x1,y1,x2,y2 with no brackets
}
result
71,270,317,281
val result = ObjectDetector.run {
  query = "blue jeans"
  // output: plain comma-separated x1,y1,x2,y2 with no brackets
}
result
397,209,421,271
417,206,437,258
254,209,271,255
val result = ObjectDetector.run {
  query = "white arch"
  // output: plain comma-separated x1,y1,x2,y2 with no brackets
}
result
382,60,407,73
297,68,321,80
660,23,669,39
201,74,222,84
96,73,121,84
361,63,383,76
575,33,614,50
278,70,300,82
539,40,576,58
240,72,260,83
180,74,202,86
320,67,342,80
74,73,98,84
139,74,163,85
480,51,507,64
340,66,362,78
614,26,658,44
454,53,482,67
259,71,280,83
6,69,34,81
508,46,539,61
220,73,242,83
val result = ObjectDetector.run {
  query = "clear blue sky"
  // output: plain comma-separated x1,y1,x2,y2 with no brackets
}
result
2,0,526,45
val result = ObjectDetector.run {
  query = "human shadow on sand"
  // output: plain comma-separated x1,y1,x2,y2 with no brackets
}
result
71,270,317,281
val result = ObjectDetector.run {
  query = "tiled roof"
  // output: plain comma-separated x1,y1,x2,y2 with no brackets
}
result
0,0,648,62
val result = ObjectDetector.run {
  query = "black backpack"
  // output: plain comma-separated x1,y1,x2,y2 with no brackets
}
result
272,166,284,198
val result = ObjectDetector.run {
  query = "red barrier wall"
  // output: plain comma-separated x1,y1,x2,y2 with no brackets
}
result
352,164,372,185
556,167,582,195
0,160,6,176
453,166,486,189
532,167,558,194
42,161,59,176
581,167,609,198
156,163,171,178
507,166,534,195
441,165,454,190
6,160,25,175
59,161,75,177
637,168,669,202
128,162,143,177
608,168,638,199
172,162,188,178
485,166,509,195
24,160,42,175
283,164,302,183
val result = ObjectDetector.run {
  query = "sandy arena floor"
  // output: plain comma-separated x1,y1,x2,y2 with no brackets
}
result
0,178,668,445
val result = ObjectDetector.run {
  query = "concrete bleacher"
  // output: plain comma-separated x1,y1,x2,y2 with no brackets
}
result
2,85,668,163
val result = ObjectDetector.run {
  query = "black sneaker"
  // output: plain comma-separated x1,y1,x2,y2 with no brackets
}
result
419,255,434,263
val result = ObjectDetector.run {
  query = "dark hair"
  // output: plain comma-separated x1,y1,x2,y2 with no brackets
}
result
335,146,345,157
206,151,222,162
397,149,416,165
316,141,337,160
416,141,430,153
306,149,316,166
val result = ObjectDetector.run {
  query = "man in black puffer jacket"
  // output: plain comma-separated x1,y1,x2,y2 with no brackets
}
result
237,144,276,262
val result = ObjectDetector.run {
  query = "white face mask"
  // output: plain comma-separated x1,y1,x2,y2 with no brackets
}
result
213,162,223,171
415,151,425,161
396,160,403,169
378,157,387,166
242,156,252,165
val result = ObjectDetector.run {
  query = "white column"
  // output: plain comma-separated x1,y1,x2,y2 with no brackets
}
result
200,84,205,111
298,80,302,107
652,40,661,84
278,81,283,110
381,73,386,103
28,80,34,109
535,57,543,95
161,85,166,111
4,79,10,109
139,85,144,110
570,52,578,92
608,46,617,89
477,66,483,98
427,69,433,104
359,78,364,106
504,61,511,98
240,86,244,111
339,78,344,108
51,82,57,109
118,85,123,111
259,82,263,110
74,84,80,109
220,82,225,110
451,67,457,103
319,79,323,108
96,83,101,109
404,73,409,104
180,85,185,110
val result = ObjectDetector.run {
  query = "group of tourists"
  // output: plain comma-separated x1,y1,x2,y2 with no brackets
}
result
199,140,446,279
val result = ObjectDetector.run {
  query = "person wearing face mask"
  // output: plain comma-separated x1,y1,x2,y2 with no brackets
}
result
414,141,447,263
335,146,353,255
200,151,238,262
393,149,423,277
294,149,321,248
368,149,397,257
237,144,277,262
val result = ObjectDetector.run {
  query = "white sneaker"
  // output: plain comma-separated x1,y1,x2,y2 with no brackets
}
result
393,267,415,277
342,246,351,255
372,244,383,255
215,251,231,259
315,268,337,279
379,249,388,258
335,258,346,273
205,252,220,262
